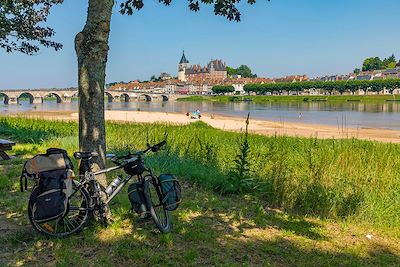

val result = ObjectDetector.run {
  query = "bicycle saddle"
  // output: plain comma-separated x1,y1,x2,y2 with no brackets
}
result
73,151,99,160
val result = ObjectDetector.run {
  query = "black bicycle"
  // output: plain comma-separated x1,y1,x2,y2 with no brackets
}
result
28,140,178,237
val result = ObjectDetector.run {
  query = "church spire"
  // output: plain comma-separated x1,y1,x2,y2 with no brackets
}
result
179,50,189,64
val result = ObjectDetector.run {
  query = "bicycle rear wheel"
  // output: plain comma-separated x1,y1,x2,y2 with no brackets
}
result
143,177,171,233
28,180,91,237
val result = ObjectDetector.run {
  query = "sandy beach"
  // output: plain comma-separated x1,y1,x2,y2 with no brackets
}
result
7,110,400,143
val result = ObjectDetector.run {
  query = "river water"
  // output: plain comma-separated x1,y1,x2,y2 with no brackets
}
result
1,99,400,130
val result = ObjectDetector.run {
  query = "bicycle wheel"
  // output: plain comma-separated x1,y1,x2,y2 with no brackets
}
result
143,177,171,233
28,180,91,237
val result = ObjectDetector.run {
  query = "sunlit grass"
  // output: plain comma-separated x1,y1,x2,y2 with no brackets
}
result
1,116,399,235
1,116,400,265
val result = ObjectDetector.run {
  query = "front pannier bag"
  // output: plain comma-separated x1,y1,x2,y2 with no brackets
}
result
128,182,147,216
21,148,74,223
158,174,181,211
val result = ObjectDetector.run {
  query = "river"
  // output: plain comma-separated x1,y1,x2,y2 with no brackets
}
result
1,99,400,130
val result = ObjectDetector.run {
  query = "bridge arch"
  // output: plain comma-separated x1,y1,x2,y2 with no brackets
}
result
120,93,130,102
105,92,114,103
18,92,35,104
140,94,152,101
161,94,169,101
47,92,63,103
0,92,9,104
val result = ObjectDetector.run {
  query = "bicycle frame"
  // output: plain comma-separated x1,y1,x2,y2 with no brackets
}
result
82,156,156,206
102,173,132,205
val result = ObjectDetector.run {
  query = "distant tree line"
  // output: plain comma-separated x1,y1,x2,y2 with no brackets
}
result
227,65,257,78
354,54,400,73
244,79,400,94
212,85,234,94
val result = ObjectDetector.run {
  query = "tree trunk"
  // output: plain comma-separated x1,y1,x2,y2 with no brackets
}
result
75,0,113,187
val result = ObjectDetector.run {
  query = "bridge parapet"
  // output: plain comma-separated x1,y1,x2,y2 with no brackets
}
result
0,88,180,104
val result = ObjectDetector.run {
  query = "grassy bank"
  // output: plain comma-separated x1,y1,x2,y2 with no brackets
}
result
177,94,399,103
1,117,400,265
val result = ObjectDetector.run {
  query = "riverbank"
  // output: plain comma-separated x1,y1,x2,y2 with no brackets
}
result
11,109,400,143
177,94,400,103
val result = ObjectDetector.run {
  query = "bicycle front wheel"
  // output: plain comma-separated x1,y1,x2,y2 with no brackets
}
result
143,177,171,233
28,180,91,237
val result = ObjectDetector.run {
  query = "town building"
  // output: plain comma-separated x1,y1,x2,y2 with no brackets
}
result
383,68,400,79
159,72,172,80
273,75,308,83
177,51,227,82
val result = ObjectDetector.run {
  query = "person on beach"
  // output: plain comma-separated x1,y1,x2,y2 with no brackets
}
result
195,109,201,118
188,110,201,119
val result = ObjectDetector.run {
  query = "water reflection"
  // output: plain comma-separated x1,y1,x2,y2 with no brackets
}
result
1,98,400,130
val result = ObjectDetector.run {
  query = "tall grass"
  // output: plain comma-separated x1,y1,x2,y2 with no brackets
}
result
1,116,399,232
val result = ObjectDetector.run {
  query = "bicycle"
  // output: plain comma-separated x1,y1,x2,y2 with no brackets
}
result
28,140,174,237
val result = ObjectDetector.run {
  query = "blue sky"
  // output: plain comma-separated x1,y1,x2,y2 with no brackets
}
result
1,0,400,89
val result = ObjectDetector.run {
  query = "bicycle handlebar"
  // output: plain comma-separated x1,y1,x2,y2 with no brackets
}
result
145,140,166,153
110,140,166,165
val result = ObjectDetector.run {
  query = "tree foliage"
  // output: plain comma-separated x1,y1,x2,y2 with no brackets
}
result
1,0,267,55
0,0,63,55
212,85,235,94
227,64,257,78
244,79,400,94
121,0,267,22
362,57,383,71
361,54,397,71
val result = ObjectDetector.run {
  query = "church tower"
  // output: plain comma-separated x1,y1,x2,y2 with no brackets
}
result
178,50,189,82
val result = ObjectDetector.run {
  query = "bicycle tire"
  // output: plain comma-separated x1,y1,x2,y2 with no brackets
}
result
143,177,171,233
28,180,91,238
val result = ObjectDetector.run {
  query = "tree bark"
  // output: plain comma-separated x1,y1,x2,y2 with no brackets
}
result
75,0,113,187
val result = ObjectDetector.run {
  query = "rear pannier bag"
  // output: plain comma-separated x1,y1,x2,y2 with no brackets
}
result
128,182,146,215
158,174,181,211
21,148,74,191
23,148,73,176
21,148,74,223
29,170,69,223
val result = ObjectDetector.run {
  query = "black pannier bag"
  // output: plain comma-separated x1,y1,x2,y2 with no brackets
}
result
29,169,69,223
21,148,74,223
124,159,145,176
128,181,147,216
158,174,181,211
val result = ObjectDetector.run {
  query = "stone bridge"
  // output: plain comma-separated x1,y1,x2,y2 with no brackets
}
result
0,88,178,104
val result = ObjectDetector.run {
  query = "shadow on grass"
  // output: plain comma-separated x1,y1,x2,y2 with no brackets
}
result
93,184,400,266
1,181,399,266
0,141,399,266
